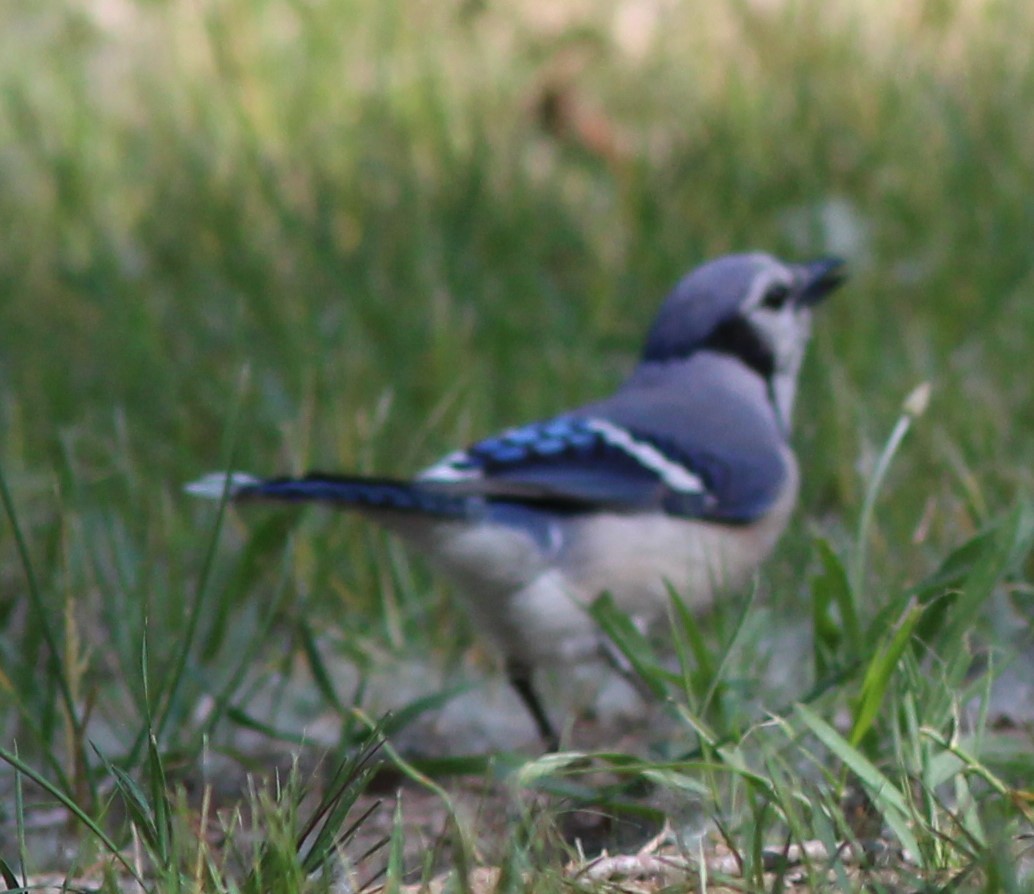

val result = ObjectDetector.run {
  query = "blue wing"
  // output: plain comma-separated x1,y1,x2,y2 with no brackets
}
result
419,414,782,524
418,351,793,525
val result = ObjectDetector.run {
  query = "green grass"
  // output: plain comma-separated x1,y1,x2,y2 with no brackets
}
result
2,0,1034,889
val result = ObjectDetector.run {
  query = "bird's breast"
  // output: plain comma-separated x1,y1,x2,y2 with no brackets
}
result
377,450,799,668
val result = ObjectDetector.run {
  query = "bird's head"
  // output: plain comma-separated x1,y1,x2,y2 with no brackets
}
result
641,252,845,430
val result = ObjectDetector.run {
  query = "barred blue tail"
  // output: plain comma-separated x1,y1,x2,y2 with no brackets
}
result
186,471,472,517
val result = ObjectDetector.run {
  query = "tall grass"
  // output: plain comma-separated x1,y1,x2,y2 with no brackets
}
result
2,0,1033,888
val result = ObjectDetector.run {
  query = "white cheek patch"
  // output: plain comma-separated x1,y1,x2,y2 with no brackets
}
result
747,268,794,309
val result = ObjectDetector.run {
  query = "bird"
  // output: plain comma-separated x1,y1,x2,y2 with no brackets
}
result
187,252,844,749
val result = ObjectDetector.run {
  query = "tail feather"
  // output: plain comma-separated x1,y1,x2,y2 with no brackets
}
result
184,472,262,500
185,471,472,517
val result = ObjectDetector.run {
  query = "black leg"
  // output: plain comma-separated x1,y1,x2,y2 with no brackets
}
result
506,660,560,751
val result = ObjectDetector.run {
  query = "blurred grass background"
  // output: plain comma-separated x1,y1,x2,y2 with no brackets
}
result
2,0,1034,885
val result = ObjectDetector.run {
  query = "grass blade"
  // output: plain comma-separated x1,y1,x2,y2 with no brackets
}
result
383,795,406,894
0,857,19,892
795,703,921,861
297,735,384,874
588,592,674,698
850,599,924,747
0,460,80,792
154,365,250,744
0,745,144,886
667,584,717,710
810,538,859,677
852,383,930,596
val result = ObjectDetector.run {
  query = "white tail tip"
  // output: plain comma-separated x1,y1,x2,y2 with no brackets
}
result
184,471,261,500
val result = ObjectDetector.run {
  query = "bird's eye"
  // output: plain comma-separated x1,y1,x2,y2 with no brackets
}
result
761,283,792,310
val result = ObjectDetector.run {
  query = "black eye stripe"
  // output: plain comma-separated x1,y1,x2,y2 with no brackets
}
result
760,283,791,310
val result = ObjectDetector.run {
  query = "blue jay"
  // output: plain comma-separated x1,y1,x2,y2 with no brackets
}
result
188,252,843,748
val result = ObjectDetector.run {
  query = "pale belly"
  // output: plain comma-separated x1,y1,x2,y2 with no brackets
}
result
500,503,796,665
375,455,799,667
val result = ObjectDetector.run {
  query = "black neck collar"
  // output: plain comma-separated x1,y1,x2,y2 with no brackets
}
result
699,317,775,380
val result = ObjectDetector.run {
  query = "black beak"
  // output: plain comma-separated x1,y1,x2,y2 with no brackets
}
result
797,256,846,307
